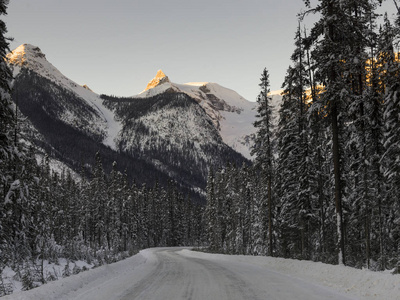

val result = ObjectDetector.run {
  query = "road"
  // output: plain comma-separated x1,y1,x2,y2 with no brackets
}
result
4,248,362,300
115,248,357,300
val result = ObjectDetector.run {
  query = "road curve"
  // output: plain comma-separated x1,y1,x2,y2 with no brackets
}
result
117,248,357,300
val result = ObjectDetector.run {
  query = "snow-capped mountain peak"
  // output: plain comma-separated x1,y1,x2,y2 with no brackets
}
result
7,44,123,151
7,44,67,84
144,69,171,91
6,43,45,67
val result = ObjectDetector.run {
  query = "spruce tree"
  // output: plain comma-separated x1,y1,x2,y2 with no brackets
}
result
0,0,16,267
304,0,351,265
251,68,274,256
205,168,218,250
380,11,400,270
275,24,315,259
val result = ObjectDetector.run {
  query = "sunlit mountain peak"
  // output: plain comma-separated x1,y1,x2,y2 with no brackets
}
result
6,44,46,67
145,69,170,91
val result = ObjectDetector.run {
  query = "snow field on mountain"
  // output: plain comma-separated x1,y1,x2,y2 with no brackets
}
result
3,249,399,300
75,87,123,151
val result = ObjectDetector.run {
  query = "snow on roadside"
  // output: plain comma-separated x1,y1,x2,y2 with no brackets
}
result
3,249,398,300
1,259,93,299
1,251,151,300
179,250,400,300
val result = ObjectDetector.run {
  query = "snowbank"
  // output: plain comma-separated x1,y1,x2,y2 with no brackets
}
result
180,250,400,300
2,250,151,300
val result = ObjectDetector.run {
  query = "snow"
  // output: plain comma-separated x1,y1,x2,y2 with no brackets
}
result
219,108,256,159
75,86,122,150
7,44,123,151
35,154,80,180
184,82,208,86
3,248,399,300
177,82,259,159
180,250,400,300
1,259,94,299
136,81,177,98
337,211,344,266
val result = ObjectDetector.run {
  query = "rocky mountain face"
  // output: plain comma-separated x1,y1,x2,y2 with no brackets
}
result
136,70,259,158
7,44,248,200
136,70,283,158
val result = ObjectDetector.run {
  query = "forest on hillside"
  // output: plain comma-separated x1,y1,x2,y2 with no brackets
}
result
205,0,400,271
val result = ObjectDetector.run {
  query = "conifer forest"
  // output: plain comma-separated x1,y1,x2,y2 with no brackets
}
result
205,0,400,271
1,0,400,295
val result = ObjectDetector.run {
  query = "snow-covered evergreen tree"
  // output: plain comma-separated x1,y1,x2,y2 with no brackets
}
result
275,24,316,259
304,0,354,266
380,11,400,270
251,68,275,256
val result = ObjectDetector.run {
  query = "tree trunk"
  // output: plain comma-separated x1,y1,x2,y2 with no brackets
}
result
331,103,345,265
268,175,273,257
328,0,345,266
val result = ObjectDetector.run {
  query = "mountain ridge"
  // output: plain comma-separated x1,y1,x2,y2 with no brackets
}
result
7,43,249,200
8,43,123,151
135,71,258,158
135,70,283,159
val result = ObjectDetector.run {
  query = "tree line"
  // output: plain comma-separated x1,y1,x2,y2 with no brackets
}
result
1,146,204,291
205,0,400,271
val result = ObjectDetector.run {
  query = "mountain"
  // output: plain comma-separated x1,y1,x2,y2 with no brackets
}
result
7,44,247,200
135,70,283,158
135,70,257,158
8,44,122,150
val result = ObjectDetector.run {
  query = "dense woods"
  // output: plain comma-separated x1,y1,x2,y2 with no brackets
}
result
205,0,400,271
0,146,204,293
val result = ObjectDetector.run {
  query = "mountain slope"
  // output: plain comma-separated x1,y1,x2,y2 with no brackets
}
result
135,70,283,159
135,71,258,158
7,44,247,199
101,92,246,191
8,44,122,150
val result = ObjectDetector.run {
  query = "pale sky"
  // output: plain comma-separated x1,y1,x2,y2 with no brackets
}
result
4,0,397,101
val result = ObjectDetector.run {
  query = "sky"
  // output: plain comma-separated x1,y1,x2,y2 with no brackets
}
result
4,0,398,101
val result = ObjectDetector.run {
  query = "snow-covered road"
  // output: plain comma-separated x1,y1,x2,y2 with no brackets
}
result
118,248,356,300
5,248,399,300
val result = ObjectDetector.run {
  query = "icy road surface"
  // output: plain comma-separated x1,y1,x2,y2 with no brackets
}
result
118,248,356,300
6,247,399,300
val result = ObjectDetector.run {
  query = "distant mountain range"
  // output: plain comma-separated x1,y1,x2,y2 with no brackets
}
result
7,44,282,199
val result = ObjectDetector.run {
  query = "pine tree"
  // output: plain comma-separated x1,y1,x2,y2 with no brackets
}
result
0,0,18,267
87,152,107,252
251,68,275,256
380,11,400,270
275,24,316,259
304,0,353,265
